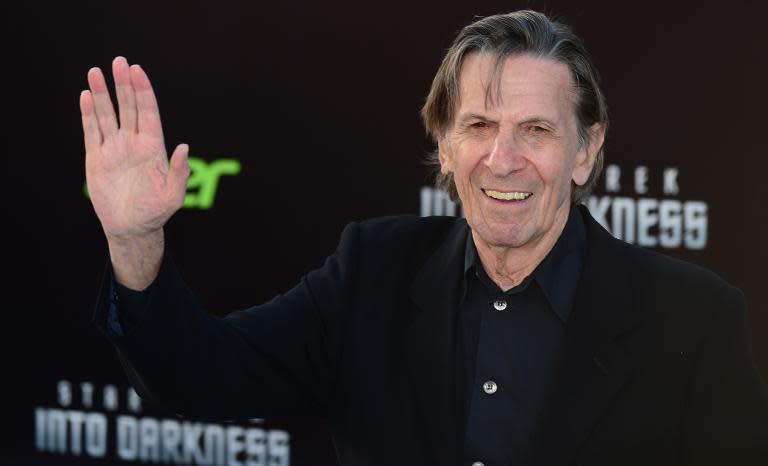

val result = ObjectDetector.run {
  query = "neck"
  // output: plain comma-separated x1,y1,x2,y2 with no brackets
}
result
473,205,571,291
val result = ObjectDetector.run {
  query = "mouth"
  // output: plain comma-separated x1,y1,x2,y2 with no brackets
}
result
482,189,533,202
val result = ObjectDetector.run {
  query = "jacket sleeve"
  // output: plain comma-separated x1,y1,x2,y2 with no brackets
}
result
682,285,768,465
92,222,360,422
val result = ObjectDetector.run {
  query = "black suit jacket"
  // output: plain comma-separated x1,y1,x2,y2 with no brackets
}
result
94,206,768,465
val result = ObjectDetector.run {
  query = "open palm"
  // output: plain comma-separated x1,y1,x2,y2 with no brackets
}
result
81,57,189,240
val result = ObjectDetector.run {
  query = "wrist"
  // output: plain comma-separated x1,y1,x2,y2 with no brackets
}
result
106,229,165,291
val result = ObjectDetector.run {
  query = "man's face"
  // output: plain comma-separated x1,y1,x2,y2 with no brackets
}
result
439,53,602,250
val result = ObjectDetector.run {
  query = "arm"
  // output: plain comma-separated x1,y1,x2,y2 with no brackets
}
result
83,57,355,421
682,286,768,465
93,222,359,421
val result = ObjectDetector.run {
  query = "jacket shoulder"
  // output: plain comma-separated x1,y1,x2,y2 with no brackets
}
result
616,238,736,296
342,215,462,275
580,206,742,318
605,235,746,340
356,215,458,243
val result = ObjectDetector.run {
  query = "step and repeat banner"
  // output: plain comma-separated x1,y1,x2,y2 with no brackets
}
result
4,1,767,464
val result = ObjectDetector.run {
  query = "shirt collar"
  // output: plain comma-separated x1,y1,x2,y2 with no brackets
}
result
463,203,586,322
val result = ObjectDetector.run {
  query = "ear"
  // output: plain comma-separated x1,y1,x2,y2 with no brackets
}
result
437,137,455,175
572,122,605,186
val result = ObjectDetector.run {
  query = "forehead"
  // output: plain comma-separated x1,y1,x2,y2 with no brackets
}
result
456,53,577,123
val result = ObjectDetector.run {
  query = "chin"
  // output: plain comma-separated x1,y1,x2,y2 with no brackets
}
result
474,222,531,249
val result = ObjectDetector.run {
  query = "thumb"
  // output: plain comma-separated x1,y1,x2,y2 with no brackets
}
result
167,143,190,206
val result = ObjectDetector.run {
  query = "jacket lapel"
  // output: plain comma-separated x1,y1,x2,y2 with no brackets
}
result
404,218,468,466
527,206,641,465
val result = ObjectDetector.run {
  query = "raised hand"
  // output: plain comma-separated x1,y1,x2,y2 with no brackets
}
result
81,57,189,289
82,56,189,239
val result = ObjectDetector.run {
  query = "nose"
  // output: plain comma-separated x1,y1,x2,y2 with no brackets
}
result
484,132,527,177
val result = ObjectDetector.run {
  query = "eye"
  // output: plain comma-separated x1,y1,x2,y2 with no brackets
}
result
529,125,548,133
470,121,488,129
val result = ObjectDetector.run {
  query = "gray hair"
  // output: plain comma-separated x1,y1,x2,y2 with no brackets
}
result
420,10,608,204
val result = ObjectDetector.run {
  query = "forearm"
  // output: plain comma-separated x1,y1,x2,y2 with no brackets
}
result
92,221,358,421
96,248,333,420
106,228,164,290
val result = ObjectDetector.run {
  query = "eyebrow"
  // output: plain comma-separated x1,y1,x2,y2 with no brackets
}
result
520,116,558,127
455,112,490,125
455,112,558,127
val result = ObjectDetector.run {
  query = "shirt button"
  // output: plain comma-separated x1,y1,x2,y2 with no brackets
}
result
472,462,484,466
483,380,498,394
493,299,507,311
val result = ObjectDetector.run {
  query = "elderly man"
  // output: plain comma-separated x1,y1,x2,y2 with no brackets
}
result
83,10,768,466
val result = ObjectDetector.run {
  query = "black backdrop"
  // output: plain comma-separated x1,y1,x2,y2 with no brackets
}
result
4,1,767,464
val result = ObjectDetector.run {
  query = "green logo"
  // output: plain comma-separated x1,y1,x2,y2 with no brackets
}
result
184,158,241,209
83,157,242,210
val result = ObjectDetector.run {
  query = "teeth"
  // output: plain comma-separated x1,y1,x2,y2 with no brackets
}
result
484,190,532,201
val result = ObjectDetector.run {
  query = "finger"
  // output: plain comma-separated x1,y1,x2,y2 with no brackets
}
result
167,144,190,208
87,67,119,138
80,90,103,153
130,64,163,138
113,57,138,133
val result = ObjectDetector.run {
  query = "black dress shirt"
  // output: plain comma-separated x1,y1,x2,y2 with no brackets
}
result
459,204,586,466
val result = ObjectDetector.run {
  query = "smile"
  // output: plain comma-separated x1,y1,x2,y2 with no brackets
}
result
483,189,533,201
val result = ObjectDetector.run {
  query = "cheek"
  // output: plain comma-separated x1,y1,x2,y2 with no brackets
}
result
538,155,577,197
453,169,474,198
451,145,483,185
